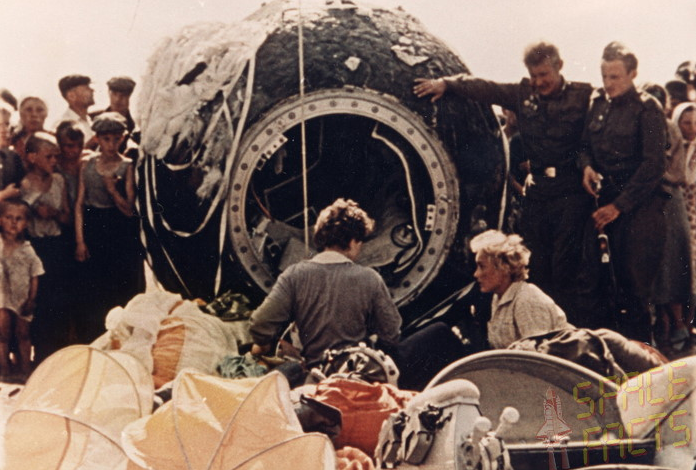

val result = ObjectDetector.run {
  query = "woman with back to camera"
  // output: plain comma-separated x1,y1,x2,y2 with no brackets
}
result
249,198,466,389
249,198,402,367
470,229,569,349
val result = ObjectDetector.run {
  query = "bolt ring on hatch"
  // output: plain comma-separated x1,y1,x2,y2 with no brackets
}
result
228,87,459,306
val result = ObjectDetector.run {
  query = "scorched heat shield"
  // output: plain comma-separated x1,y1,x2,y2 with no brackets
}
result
137,0,507,318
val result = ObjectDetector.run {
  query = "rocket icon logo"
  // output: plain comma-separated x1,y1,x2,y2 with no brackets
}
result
536,388,572,443
537,388,571,470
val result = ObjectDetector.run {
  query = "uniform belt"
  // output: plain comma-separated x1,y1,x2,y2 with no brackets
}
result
529,165,577,178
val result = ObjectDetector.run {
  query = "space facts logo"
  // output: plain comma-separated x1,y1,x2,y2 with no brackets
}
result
571,360,692,465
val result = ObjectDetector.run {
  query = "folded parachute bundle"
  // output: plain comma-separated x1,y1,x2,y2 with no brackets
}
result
99,291,245,388
4,345,154,470
122,369,336,470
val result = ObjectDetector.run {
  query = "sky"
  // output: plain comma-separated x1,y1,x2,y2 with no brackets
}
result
1,0,695,124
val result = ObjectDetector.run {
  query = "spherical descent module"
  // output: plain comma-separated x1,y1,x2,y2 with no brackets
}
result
136,0,507,313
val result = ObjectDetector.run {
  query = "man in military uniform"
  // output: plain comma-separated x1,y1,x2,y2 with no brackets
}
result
413,41,592,323
580,42,667,343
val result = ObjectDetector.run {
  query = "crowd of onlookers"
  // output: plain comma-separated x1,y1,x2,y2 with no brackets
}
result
0,75,143,382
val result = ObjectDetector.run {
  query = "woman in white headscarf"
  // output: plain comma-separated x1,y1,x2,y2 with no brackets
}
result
674,101,696,341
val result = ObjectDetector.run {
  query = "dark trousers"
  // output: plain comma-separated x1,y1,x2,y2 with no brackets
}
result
608,195,666,343
579,193,667,342
520,193,593,325
394,322,469,390
30,235,73,365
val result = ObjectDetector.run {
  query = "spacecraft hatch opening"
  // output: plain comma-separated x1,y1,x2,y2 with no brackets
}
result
228,87,460,306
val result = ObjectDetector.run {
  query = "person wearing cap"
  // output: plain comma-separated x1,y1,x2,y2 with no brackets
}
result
55,74,95,144
413,41,593,326
74,112,143,343
90,77,136,134
91,76,138,158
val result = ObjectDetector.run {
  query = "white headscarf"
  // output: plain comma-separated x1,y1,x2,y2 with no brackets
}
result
673,101,696,182
673,101,696,131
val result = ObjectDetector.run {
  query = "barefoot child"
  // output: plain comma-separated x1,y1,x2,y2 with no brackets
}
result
0,199,44,380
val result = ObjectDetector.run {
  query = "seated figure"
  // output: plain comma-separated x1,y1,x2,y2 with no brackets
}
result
470,230,570,349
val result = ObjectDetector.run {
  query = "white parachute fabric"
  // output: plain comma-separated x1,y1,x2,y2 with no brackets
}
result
4,346,153,470
136,18,275,295
97,291,243,388
122,370,335,470
138,19,270,228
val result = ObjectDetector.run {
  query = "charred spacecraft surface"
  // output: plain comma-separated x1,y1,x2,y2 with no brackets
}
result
137,0,507,319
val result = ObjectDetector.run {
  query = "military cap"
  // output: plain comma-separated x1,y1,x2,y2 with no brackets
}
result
92,112,128,134
58,74,91,98
666,80,689,103
107,76,136,95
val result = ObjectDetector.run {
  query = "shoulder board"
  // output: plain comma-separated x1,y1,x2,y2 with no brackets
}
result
589,88,604,101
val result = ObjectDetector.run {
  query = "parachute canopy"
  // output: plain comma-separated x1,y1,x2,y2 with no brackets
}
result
4,346,154,470
122,370,336,470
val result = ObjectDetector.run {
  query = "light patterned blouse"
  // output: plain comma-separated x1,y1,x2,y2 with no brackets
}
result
488,281,569,349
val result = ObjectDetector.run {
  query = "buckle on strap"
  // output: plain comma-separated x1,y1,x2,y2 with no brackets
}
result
543,167,556,178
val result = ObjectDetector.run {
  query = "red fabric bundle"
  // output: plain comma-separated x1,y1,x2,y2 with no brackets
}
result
310,378,416,455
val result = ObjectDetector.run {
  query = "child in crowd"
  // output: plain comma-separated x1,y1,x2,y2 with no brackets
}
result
75,112,143,343
0,102,23,202
56,120,85,206
20,132,71,364
0,199,44,381
21,132,71,234
56,121,86,345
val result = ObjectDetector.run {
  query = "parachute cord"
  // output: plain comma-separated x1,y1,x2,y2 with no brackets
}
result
298,0,310,257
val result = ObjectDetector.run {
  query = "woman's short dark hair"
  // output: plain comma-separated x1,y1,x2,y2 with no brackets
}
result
313,198,375,251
